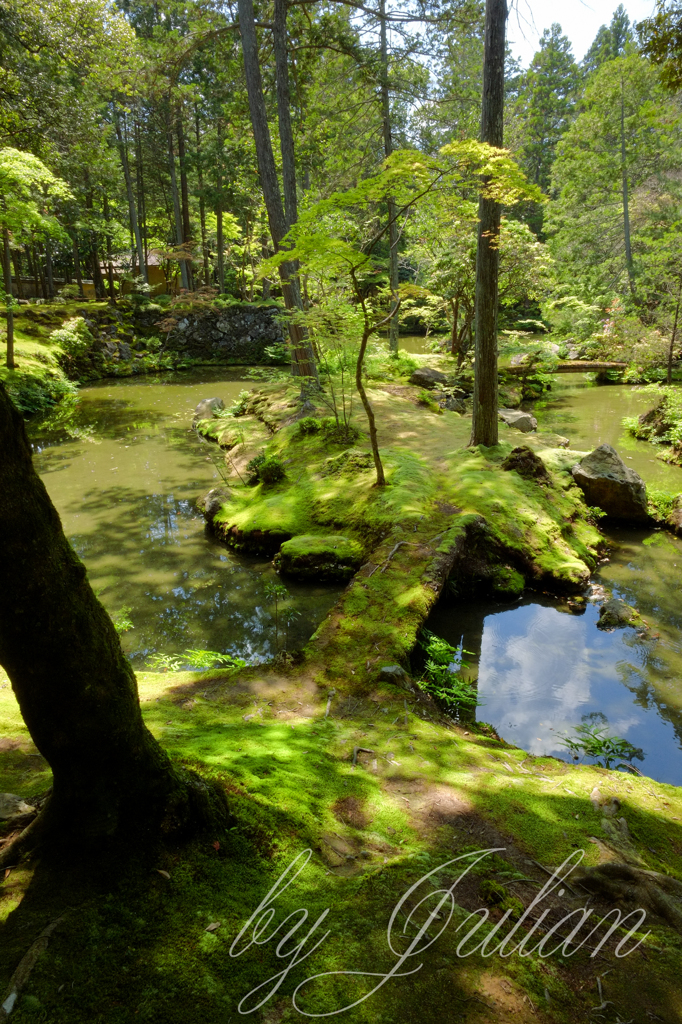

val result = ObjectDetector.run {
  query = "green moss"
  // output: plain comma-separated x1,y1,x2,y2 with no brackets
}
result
275,534,364,581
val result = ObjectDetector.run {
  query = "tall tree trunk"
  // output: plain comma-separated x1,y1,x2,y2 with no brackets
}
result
103,195,117,303
11,249,23,299
36,243,47,299
273,0,297,229
620,74,636,298
3,227,15,368
470,0,507,448
45,240,54,299
135,116,149,274
450,297,459,354
72,237,84,298
113,103,148,285
28,244,39,299
195,109,210,287
176,110,194,291
0,384,227,861
668,277,682,385
167,117,190,292
379,0,400,355
238,0,317,380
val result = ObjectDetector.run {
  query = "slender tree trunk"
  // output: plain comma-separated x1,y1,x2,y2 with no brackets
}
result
36,243,47,299
11,249,23,300
28,244,39,299
238,0,317,380
379,0,400,355
113,103,147,285
0,385,227,861
72,237,84,298
45,240,54,299
450,297,459,354
167,116,190,292
103,195,117,304
135,117,148,273
3,227,15,368
273,0,297,229
216,206,225,293
620,75,636,298
177,110,194,290
356,325,386,486
668,277,682,385
195,109,210,287
470,0,507,448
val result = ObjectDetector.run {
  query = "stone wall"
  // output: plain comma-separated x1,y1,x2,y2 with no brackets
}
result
160,304,286,363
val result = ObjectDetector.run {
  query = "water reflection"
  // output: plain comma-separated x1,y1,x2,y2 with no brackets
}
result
29,369,343,666
428,524,682,785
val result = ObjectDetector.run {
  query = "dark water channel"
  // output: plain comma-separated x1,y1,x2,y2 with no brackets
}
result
29,369,343,668
429,376,682,785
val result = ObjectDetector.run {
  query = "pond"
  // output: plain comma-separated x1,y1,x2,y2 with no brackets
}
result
428,375,682,785
29,368,343,669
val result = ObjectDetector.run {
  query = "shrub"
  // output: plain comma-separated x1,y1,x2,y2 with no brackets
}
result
50,316,93,357
246,452,286,483
5,373,78,415
417,630,481,719
297,416,322,435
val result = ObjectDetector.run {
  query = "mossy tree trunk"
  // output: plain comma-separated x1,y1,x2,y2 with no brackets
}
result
0,384,222,856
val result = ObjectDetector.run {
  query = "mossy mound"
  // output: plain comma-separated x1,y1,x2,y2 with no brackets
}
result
274,534,364,581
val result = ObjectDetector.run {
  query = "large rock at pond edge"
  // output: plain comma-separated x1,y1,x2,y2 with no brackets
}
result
572,444,648,521
193,397,225,424
274,535,364,582
197,487,231,520
0,793,35,819
409,366,448,389
499,409,537,432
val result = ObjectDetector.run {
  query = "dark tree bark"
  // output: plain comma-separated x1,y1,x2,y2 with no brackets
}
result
620,74,636,298
167,116,191,292
0,385,227,862
113,103,148,286
238,0,317,380
668,277,682,385
470,0,507,447
11,249,23,299
45,240,54,299
3,227,15,368
177,111,195,291
103,195,117,303
36,243,47,299
72,237,84,298
195,109,211,287
273,0,297,229
379,0,400,355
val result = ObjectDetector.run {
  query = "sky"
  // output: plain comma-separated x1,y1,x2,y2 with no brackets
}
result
507,0,658,67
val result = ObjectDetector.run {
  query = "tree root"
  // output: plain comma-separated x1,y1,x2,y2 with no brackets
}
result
574,862,682,934
0,913,67,1019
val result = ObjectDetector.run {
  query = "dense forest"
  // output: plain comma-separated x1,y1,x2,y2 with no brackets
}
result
4,1,682,1022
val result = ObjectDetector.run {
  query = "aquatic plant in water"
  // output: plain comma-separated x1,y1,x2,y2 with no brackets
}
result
560,712,644,770
418,630,481,719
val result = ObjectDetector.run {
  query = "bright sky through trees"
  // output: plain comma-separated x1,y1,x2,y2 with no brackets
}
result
509,0,656,65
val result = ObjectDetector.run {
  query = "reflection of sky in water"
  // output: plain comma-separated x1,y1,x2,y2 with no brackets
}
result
429,595,682,786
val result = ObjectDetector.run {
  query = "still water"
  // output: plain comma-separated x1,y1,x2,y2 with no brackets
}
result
30,369,342,668
430,376,682,784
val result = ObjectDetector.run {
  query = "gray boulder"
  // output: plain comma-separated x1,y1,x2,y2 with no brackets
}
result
409,366,448,389
597,598,643,630
439,394,466,413
198,487,231,520
378,665,412,690
499,408,537,432
572,444,648,521
667,494,682,535
510,353,531,367
193,397,225,423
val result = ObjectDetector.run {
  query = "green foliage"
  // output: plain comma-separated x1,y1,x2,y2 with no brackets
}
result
50,316,94,357
647,489,678,521
246,452,286,484
4,372,78,415
560,713,644,769
417,630,481,718
297,416,322,435
541,295,602,341
146,649,246,672
624,384,682,449
112,607,134,634
230,390,252,416
416,389,442,413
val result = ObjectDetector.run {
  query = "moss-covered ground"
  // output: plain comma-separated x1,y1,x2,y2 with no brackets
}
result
2,362,682,1021
1,664,682,1022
